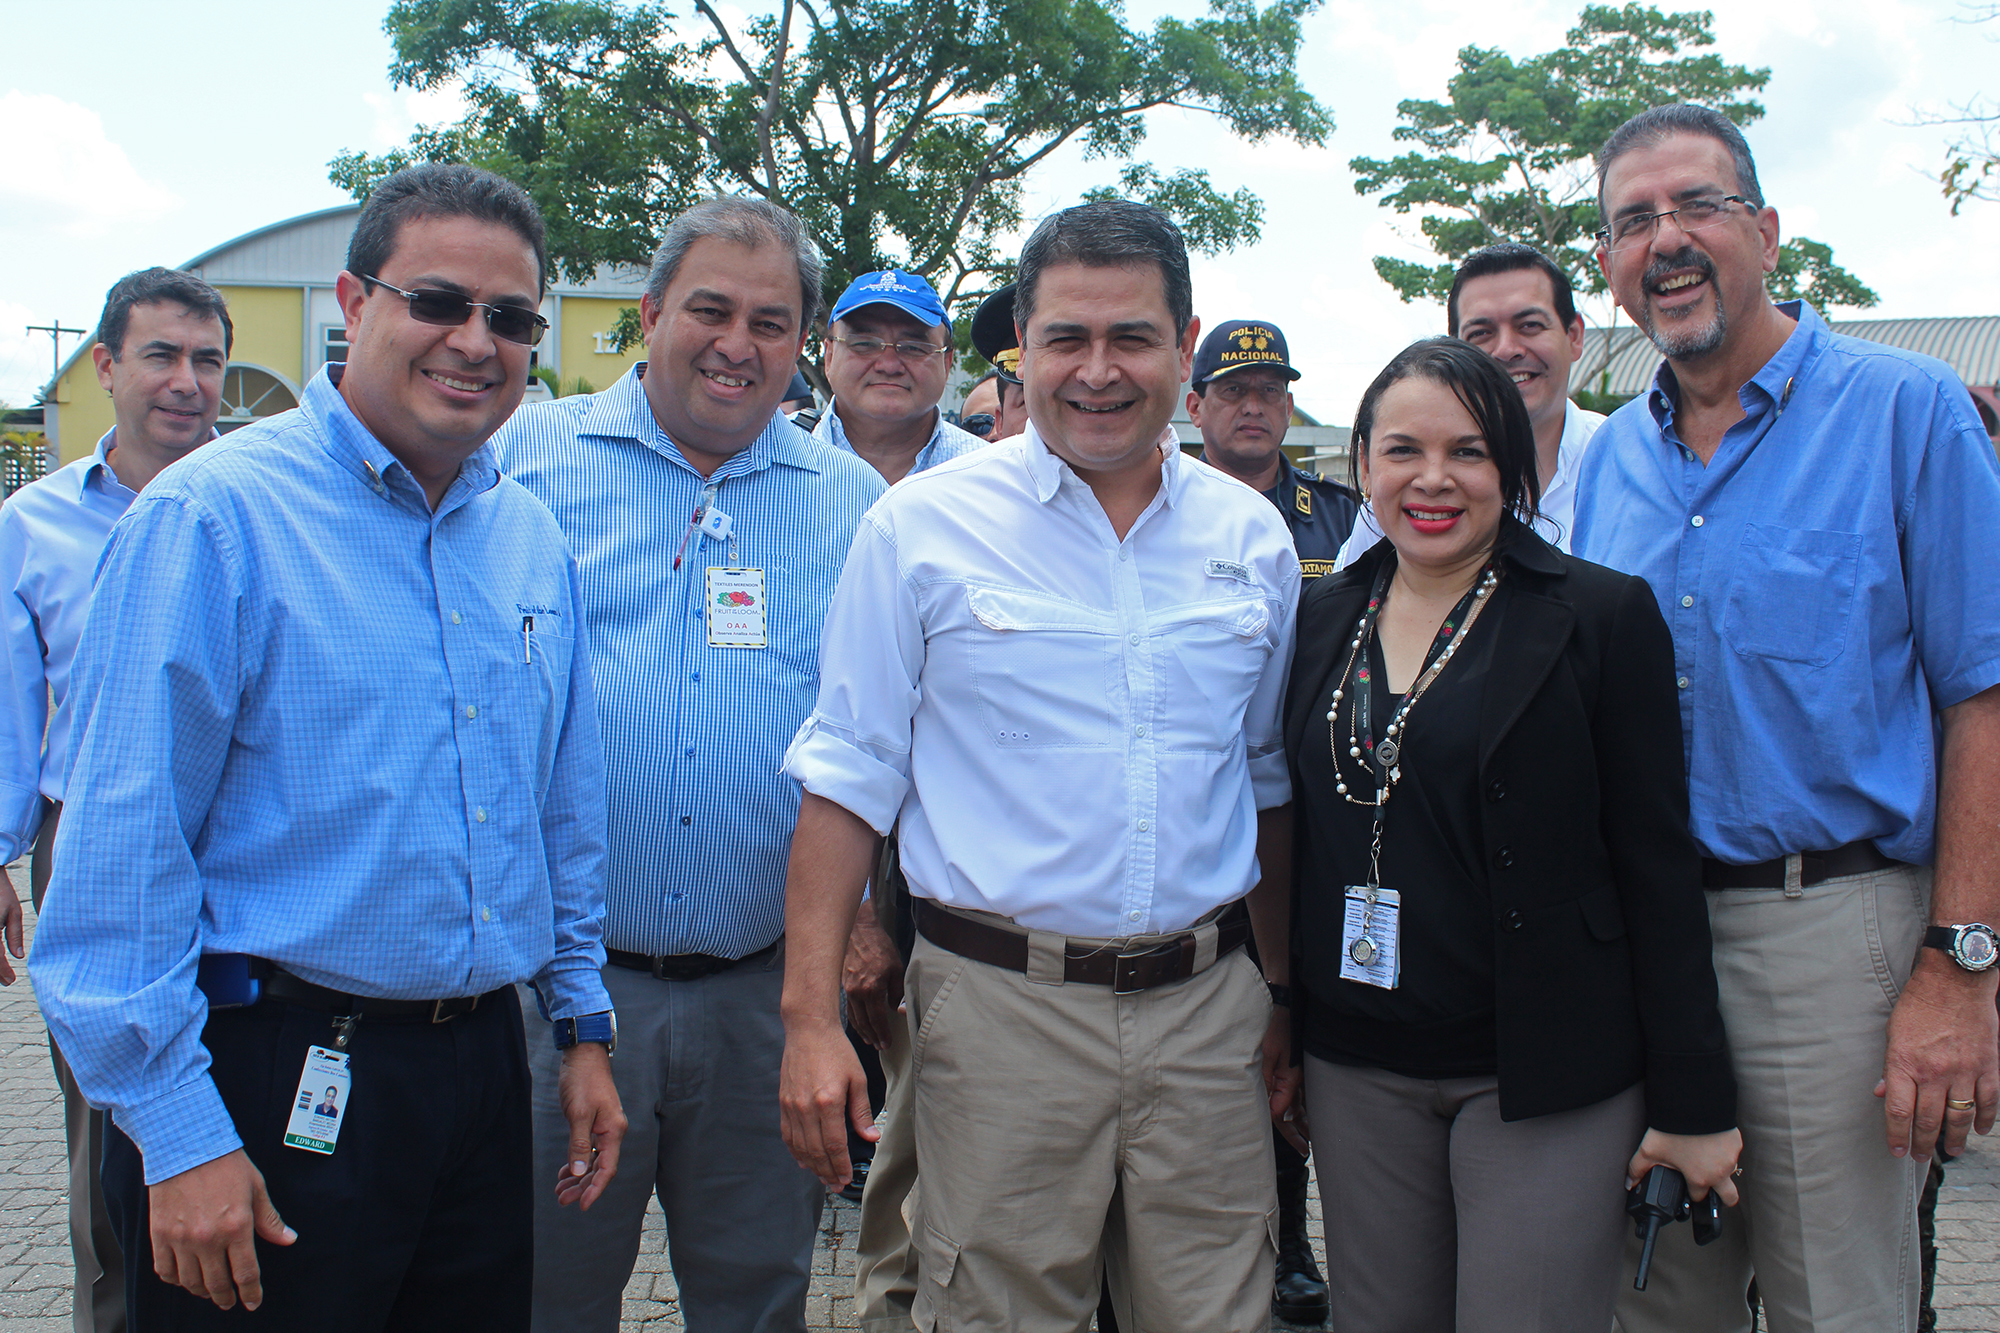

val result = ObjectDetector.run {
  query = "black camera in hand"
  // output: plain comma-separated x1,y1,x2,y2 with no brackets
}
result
1627,1165,1724,1290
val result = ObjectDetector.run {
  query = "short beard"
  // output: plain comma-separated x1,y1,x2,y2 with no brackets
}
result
1638,247,1728,361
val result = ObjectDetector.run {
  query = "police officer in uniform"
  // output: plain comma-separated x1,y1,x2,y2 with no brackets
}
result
1187,317,1342,1325
969,284,1030,441
1189,318,1358,584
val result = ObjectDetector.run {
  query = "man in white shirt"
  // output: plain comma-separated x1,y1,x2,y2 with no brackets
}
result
1335,243,1604,567
777,200,1300,1333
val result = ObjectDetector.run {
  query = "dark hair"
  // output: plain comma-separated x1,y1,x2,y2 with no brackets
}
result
97,268,233,359
645,197,824,330
1348,338,1542,528
1446,243,1579,337
1596,104,1765,221
1015,200,1193,339
346,163,549,295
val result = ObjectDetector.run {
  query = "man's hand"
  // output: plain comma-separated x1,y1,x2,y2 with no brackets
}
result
148,1149,295,1311
1879,957,2000,1160
1627,1127,1742,1206
0,876,20,985
553,1043,626,1210
1262,1007,1308,1155
779,1017,876,1189
842,898,905,1051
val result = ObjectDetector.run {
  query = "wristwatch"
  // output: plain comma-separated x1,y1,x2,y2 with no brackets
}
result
553,1010,618,1054
1267,982,1293,1008
1923,924,2000,973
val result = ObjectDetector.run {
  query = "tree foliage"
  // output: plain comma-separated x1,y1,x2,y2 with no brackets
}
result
332,0,1332,318
1927,5,1999,214
1349,4,1874,313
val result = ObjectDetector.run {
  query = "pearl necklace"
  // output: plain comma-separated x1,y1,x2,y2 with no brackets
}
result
1325,563,1501,806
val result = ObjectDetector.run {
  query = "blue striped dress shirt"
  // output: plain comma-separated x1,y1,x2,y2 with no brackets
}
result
497,365,885,958
32,366,612,1184
0,431,139,861
812,401,989,475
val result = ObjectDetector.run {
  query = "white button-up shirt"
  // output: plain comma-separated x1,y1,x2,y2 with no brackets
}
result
1333,399,1606,570
783,423,1299,937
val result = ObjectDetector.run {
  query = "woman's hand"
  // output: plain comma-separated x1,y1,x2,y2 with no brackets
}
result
1626,1127,1743,1206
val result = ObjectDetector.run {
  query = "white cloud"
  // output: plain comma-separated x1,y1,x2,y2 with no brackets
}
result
361,83,471,148
0,91,179,240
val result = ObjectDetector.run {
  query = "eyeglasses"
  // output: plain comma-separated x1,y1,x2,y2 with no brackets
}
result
829,334,949,362
1209,379,1289,406
1595,195,1751,253
363,276,549,346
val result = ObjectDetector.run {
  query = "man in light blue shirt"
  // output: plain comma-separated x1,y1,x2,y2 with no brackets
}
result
32,164,623,1332
1573,107,2000,1333
498,197,884,1333
0,266,232,1333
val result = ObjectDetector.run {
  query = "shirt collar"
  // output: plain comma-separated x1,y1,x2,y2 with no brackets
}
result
84,430,139,505
583,362,821,478
1647,298,1821,430
816,399,946,463
1019,421,1183,507
306,364,501,516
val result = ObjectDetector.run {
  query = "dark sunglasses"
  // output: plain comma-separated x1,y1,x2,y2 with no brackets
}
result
363,276,549,346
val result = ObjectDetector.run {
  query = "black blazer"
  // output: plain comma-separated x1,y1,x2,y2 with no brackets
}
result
1284,525,1735,1132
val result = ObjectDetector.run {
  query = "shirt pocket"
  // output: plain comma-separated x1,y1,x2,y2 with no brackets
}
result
1150,596,1274,753
966,587,1119,749
1721,524,1860,668
486,626,574,798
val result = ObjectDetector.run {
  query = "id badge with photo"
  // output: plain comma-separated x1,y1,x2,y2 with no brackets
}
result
283,1045,352,1155
1339,885,1401,990
706,567,768,648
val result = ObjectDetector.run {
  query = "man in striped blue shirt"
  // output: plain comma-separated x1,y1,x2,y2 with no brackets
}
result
32,165,624,1332
499,198,885,1333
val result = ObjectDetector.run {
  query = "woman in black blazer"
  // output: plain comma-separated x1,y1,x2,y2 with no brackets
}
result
1281,339,1739,1331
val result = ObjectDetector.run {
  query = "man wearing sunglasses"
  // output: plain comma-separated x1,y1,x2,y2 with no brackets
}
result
1571,106,2000,1333
498,197,885,1333
1188,319,1358,586
33,163,622,1330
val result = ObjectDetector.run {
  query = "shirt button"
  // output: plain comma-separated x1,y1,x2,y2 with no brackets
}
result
1677,676,1690,689
1118,549,1130,561
1690,515,1705,527
1137,820,1150,832
1128,633,1141,646
1503,908,1524,932
1134,724,1147,738
1129,910,1142,921
1680,595,1694,608
681,815,692,826
474,807,488,823
1494,846,1515,870
464,705,478,719
684,746,695,757
450,611,462,625
481,906,492,922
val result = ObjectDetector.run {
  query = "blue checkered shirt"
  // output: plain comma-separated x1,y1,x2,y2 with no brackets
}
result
812,402,988,475
497,365,885,958
32,366,612,1184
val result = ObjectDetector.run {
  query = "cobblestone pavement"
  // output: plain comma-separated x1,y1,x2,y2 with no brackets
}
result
1,862,1994,1330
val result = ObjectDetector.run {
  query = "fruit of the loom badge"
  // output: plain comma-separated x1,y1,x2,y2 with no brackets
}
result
717,590,758,607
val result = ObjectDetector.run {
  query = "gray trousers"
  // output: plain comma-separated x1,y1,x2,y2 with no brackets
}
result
32,802,125,1333
853,1012,921,1333
1304,1056,1646,1333
523,949,824,1333
1613,866,1929,1333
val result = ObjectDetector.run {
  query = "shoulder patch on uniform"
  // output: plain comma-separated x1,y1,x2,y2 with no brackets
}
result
1295,484,1312,516
1299,560,1335,579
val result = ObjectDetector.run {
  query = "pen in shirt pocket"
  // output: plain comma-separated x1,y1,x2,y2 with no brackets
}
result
523,615,533,663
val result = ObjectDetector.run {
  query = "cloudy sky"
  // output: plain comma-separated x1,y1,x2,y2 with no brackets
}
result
1,0,1994,419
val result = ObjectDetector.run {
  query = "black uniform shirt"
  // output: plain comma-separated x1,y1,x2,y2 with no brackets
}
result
1262,452,1360,581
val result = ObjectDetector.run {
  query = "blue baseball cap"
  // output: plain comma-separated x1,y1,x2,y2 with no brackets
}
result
830,270,949,330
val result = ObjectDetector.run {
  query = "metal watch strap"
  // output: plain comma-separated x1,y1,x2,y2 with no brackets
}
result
554,1010,618,1053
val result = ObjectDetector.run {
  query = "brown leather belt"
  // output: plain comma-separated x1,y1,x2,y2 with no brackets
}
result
1701,840,1901,891
606,936,781,982
914,897,1250,994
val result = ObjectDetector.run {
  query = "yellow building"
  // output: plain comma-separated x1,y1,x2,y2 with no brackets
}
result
42,204,650,465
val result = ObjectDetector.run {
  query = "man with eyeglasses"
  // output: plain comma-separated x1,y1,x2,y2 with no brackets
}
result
1569,105,2000,1333
32,163,623,1330
1188,319,1358,585
816,270,986,484
498,197,885,1333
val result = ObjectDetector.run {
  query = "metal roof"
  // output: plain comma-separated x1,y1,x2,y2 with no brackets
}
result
1578,315,2000,396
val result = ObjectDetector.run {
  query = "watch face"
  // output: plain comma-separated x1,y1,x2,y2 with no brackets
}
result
1960,927,1999,970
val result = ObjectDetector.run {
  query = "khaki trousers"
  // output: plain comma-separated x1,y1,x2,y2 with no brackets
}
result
906,923,1276,1333
1613,866,1929,1333
854,1016,922,1333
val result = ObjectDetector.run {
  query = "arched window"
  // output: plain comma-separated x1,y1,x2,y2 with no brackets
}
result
216,364,301,434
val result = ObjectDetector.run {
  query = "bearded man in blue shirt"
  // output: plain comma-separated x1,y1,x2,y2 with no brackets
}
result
1573,106,2000,1333
32,164,625,1332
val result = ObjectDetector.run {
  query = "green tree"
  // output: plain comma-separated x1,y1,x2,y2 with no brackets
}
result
332,0,1331,320
1923,5,1999,215
1349,4,1874,313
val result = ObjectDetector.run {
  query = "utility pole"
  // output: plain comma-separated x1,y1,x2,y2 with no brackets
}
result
26,321,88,399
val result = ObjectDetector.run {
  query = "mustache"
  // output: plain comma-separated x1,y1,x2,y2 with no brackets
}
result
1643,247,1716,291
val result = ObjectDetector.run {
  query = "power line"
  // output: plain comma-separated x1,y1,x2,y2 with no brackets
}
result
25,322,88,401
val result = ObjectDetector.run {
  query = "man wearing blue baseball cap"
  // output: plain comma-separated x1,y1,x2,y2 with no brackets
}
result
815,269,986,484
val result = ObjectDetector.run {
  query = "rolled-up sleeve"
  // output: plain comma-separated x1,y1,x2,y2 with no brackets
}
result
32,495,244,1183
1245,555,1302,810
533,553,612,1020
782,513,922,835
0,507,47,864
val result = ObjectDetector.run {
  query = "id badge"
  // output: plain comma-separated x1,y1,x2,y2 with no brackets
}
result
1339,885,1401,989
283,1045,352,1155
706,567,767,648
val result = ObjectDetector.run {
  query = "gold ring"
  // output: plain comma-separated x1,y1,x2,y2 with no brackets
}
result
1947,1098,1977,1112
